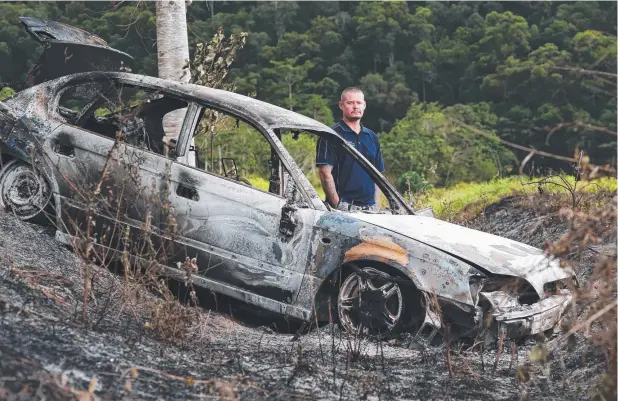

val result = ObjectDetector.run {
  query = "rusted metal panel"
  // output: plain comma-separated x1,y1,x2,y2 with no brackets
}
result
344,236,409,266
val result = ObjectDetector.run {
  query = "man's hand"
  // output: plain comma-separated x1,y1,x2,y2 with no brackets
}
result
318,165,339,208
374,184,382,210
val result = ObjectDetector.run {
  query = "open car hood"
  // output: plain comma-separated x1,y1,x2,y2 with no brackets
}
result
353,214,572,296
20,17,133,87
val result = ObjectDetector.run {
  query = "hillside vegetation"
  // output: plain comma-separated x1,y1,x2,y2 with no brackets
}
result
0,1,616,192
416,175,617,220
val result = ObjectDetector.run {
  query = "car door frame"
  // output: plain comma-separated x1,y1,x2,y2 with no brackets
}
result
44,75,198,262
168,102,325,308
45,75,324,317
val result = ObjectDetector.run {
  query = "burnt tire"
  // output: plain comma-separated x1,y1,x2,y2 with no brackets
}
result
0,160,52,222
337,266,407,337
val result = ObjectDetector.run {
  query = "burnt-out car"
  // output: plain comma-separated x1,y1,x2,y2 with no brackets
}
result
0,18,575,343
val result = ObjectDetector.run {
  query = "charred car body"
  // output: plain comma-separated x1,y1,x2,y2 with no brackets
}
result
0,18,575,343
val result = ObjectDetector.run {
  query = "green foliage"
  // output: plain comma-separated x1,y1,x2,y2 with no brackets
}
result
294,94,334,126
397,171,433,194
0,87,15,101
416,175,617,220
0,1,615,188
194,120,272,179
381,102,516,191
263,57,314,111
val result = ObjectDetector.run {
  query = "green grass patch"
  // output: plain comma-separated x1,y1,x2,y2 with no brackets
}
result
415,175,616,220
0,87,15,101
247,175,270,192
248,174,615,217
247,174,326,199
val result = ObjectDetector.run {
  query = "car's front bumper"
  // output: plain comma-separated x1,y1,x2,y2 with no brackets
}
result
480,291,573,338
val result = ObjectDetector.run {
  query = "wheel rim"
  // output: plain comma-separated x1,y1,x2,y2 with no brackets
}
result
338,267,404,335
0,161,51,220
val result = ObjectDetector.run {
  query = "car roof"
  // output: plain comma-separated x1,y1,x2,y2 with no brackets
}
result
54,71,340,138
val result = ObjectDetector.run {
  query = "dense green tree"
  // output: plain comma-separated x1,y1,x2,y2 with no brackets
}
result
262,57,314,110
381,102,516,190
0,1,615,185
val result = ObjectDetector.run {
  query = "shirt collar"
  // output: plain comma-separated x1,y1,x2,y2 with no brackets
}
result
337,120,367,134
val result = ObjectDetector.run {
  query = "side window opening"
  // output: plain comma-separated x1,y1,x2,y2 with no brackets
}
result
184,107,289,198
281,129,391,211
57,81,107,122
57,80,188,158
279,129,324,199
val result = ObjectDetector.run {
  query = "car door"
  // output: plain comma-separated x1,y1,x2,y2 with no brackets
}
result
163,110,317,306
49,125,173,258
166,161,316,305
44,78,192,261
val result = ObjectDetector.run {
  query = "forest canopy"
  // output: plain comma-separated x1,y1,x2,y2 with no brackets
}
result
0,1,615,192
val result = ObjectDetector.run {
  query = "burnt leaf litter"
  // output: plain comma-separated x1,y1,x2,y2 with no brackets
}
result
0,196,612,400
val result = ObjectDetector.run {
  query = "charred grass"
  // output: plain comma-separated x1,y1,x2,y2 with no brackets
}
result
464,186,617,401
0,115,616,399
2,184,615,400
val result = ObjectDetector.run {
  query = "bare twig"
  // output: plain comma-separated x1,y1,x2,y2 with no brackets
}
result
547,66,617,79
519,150,535,175
450,118,616,175
563,300,618,340
445,324,453,378
545,121,617,146
493,329,504,374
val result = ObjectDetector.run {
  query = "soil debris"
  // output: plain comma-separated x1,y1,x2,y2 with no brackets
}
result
0,192,614,400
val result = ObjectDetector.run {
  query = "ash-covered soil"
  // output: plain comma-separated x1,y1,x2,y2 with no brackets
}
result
0,194,614,400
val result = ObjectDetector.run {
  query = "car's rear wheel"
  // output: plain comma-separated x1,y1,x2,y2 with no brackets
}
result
337,266,405,336
0,160,51,221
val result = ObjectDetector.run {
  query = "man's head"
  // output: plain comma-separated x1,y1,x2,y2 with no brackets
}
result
339,87,366,122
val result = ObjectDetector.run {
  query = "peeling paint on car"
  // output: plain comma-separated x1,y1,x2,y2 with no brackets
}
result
343,236,409,266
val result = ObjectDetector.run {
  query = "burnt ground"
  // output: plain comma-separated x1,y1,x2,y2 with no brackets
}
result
0,193,615,400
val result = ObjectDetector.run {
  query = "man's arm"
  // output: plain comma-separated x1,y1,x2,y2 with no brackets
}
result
318,165,339,208
374,184,382,209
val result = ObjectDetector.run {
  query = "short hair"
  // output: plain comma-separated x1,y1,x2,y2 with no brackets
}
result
340,87,364,102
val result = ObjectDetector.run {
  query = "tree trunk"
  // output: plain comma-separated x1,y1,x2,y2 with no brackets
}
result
156,0,193,164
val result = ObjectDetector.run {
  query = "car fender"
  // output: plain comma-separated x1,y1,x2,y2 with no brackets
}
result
308,211,480,308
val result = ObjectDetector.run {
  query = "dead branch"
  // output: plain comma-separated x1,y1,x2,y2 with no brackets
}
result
519,151,535,175
547,66,617,79
449,118,617,175
580,81,618,98
596,75,617,88
545,121,617,145
563,300,618,340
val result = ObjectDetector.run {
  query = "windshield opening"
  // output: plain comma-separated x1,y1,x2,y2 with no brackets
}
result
279,128,407,214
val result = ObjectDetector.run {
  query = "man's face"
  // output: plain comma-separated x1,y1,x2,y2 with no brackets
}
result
339,91,366,121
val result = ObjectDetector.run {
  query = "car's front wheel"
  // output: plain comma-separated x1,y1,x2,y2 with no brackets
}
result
0,160,51,221
337,266,405,336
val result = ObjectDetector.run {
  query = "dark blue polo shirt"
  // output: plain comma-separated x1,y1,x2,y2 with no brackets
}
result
315,120,385,206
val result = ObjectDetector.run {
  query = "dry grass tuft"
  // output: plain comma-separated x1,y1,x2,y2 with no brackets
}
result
511,192,617,400
547,196,617,400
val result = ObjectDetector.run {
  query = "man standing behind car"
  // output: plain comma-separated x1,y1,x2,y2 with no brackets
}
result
316,87,384,211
